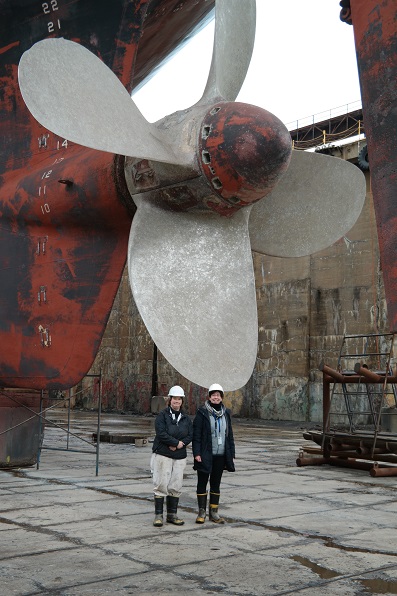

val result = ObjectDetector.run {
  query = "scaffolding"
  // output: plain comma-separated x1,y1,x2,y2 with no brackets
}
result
298,333,397,476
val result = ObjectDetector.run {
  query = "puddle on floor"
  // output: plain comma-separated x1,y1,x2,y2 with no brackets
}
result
360,578,397,594
292,555,397,594
291,555,340,579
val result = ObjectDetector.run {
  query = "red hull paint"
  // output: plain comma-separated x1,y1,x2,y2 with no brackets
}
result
350,0,397,331
0,147,132,389
0,0,147,390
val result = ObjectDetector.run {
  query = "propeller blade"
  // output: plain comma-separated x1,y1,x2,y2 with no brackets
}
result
18,38,184,165
128,198,258,391
248,150,366,257
199,0,256,104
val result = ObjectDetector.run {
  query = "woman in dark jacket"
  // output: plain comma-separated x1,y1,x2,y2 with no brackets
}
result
151,385,193,527
192,383,235,524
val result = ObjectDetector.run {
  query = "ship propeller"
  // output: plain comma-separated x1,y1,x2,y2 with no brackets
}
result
18,0,365,390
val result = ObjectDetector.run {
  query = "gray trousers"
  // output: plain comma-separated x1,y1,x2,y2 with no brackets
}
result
151,453,187,497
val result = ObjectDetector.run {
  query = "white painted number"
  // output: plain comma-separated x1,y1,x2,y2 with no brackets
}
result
47,19,61,33
42,0,58,13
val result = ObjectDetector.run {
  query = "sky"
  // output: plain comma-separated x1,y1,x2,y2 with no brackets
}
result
133,0,361,129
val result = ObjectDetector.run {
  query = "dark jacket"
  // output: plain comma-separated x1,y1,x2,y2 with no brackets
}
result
192,405,235,474
152,407,193,460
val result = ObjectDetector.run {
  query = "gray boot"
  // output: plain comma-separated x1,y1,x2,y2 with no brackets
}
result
196,493,207,524
166,495,184,525
153,496,164,527
209,492,225,524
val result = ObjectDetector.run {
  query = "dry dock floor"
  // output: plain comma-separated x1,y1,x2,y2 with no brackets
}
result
1,410,397,595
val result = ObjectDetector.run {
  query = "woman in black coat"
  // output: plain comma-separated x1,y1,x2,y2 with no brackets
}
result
151,385,193,527
192,383,235,524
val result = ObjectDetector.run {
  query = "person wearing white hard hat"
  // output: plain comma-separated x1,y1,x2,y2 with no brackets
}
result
151,385,193,527
192,383,235,524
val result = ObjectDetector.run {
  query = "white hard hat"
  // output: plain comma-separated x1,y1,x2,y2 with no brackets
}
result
168,385,185,397
208,383,224,396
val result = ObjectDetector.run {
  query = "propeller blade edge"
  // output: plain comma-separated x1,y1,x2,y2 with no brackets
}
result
18,38,183,164
249,150,366,257
128,199,258,390
199,0,256,104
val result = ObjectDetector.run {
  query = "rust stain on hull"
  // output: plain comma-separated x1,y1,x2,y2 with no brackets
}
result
350,0,397,330
0,147,132,389
0,0,144,390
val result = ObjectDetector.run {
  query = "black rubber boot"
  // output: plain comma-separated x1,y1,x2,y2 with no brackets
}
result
209,492,225,524
166,495,184,525
153,496,164,527
196,493,207,524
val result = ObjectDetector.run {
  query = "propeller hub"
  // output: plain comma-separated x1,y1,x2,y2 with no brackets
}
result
198,102,292,214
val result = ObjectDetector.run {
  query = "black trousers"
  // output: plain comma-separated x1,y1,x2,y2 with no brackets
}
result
196,455,225,494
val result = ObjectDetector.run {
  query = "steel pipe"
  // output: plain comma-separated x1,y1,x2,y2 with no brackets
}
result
319,362,345,383
370,465,397,477
296,456,327,467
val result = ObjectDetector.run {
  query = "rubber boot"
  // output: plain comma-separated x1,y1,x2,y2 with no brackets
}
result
166,495,185,525
209,492,225,524
153,496,164,527
195,493,207,524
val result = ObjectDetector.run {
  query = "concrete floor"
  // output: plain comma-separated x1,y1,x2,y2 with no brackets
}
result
1,410,397,595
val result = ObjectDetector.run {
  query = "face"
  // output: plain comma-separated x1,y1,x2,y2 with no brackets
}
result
170,396,183,410
209,391,222,404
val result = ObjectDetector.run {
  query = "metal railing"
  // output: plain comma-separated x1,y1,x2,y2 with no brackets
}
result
37,373,103,476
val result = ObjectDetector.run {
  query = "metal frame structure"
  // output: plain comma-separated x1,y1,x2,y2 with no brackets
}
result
298,333,397,476
37,373,103,476
289,105,365,151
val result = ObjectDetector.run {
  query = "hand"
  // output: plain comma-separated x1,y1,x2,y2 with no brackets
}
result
168,446,176,451
194,455,202,462
177,441,184,449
